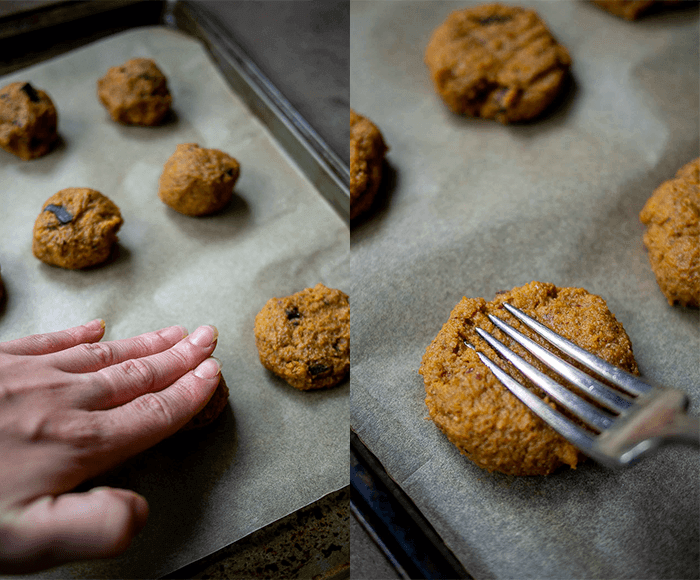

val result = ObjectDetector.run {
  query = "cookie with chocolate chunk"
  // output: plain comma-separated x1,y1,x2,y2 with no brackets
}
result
32,188,123,269
424,3,571,123
97,58,172,126
0,82,58,160
640,158,700,307
158,143,240,216
420,281,639,476
254,283,349,390
182,375,230,430
350,110,388,220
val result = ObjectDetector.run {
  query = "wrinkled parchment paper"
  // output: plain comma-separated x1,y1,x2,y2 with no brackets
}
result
0,26,348,579
350,1,699,578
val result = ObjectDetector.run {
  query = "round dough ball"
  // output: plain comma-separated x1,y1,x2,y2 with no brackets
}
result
420,281,639,476
254,283,350,390
424,3,571,123
32,188,123,270
0,81,58,160
181,375,230,431
158,143,240,216
97,58,172,126
350,109,388,220
640,158,700,307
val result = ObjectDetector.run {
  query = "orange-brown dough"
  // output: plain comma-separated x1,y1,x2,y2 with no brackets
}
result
350,110,388,220
424,3,571,123
254,283,350,390
32,188,123,269
591,0,678,20
0,82,58,160
640,158,700,307
181,375,229,430
158,143,240,216
97,58,172,126
420,281,639,476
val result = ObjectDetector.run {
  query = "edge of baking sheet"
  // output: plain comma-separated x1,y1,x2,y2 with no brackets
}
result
167,0,350,224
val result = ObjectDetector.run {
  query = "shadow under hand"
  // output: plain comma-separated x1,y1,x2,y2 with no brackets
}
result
71,405,238,579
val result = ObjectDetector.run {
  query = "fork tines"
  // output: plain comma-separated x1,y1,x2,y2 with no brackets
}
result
464,303,653,459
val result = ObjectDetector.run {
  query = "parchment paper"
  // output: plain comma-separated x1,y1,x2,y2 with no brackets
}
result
0,26,348,579
350,1,699,578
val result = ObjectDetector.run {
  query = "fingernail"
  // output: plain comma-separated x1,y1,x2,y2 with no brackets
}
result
86,319,105,331
194,357,222,379
189,325,218,347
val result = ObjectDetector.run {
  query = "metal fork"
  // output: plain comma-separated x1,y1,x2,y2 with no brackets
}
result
466,303,699,467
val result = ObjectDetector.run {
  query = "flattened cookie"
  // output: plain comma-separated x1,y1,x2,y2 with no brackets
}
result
32,188,123,269
420,281,638,476
182,375,229,430
350,110,388,220
0,82,58,160
254,283,349,390
424,3,571,123
640,158,700,307
158,143,240,216
97,58,172,126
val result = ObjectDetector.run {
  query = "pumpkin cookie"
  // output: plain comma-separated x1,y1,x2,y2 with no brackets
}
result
591,0,678,20
97,58,172,126
420,281,638,476
158,143,240,216
182,374,229,430
32,188,123,269
254,283,349,390
640,158,700,307
424,3,571,123
350,110,388,220
0,82,58,160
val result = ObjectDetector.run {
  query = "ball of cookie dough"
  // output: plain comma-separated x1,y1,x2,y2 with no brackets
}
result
254,283,350,390
424,3,571,123
591,0,678,20
97,58,172,126
0,82,58,160
350,110,388,220
32,188,123,270
420,281,639,476
640,158,700,307
181,375,229,431
158,143,240,216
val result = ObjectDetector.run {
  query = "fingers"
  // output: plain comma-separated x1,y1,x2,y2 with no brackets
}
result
51,325,188,374
0,488,148,574
84,325,219,410
100,356,222,455
0,319,105,356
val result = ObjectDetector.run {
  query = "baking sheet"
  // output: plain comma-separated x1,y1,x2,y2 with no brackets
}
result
0,26,348,579
350,1,699,578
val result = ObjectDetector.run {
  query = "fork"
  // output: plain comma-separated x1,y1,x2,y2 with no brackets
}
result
466,303,700,467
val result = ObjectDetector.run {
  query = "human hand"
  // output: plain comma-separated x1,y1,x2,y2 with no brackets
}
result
0,319,221,573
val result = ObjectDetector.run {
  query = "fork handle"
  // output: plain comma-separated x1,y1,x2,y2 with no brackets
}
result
667,413,700,446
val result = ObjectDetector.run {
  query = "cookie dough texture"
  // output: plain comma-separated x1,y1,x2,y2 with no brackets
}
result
424,3,571,123
158,143,240,216
254,283,350,390
591,0,677,20
0,82,58,160
97,58,172,126
350,109,388,220
420,281,639,476
640,158,700,307
32,188,123,269
182,375,229,430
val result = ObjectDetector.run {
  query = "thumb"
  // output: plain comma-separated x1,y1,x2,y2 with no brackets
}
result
0,487,148,574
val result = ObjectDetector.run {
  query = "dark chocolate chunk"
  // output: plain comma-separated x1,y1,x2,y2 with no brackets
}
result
138,73,155,81
309,364,331,377
226,169,235,177
477,15,512,25
20,83,40,103
286,306,301,320
44,204,73,224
